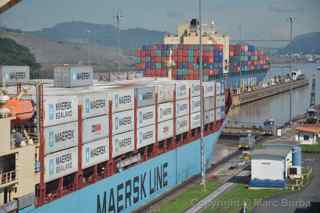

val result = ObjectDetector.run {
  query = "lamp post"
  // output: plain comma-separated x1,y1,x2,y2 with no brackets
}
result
199,0,206,189
288,17,295,124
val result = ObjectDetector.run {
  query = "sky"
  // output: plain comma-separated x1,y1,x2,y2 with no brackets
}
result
0,0,319,41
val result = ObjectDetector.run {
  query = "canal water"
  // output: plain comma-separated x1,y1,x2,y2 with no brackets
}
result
229,63,320,126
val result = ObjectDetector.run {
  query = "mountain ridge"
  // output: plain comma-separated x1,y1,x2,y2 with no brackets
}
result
28,21,167,49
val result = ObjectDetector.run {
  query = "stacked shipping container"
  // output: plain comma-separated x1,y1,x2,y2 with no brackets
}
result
229,44,271,73
136,86,156,149
135,44,224,81
40,75,225,184
111,88,135,157
80,92,109,169
43,96,79,182
134,43,271,83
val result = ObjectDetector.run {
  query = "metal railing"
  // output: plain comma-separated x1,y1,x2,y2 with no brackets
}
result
0,170,16,186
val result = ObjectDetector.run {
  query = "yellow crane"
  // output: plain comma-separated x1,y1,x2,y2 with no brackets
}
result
0,0,22,13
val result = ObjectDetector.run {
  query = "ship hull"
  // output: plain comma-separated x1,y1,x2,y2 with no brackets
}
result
224,69,268,89
21,125,224,213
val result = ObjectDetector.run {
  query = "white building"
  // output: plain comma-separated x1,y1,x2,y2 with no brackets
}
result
250,147,292,188
295,125,320,145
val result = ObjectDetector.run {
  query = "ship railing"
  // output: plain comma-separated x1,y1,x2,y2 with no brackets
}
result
0,170,16,186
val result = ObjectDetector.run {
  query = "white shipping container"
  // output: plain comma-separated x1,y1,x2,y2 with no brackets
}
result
176,99,189,117
188,80,200,97
135,87,155,107
216,82,221,95
203,81,215,97
176,115,189,135
80,93,108,119
44,147,78,182
216,95,225,108
158,102,173,122
0,66,30,84
82,139,109,169
216,81,225,95
110,72,128,81
137,125,156,149
44,122,78,155
112,131,134,158
83,116,109,143
112,110,134,135
158,120,173,141
54,66,93,88
216,108,221,121
221,82,225,95
191,112,201,129
111,88,135,112
154,83,174,103
138,106,155,128
191,96,201,113
220,107,225,119
204,97,215,111
175,81,189,100
204,110,215,124
43,96,78,127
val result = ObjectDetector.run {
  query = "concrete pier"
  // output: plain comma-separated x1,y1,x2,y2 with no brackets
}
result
232,78,309,107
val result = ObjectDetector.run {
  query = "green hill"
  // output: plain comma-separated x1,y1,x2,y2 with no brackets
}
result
279,32,320,54
0,37,41,78
30,21,166,49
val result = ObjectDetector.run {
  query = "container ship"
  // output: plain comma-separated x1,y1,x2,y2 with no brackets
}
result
134,19,271,93
0,63,232,213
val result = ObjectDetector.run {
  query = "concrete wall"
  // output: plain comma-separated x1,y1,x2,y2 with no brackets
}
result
251,158,285,181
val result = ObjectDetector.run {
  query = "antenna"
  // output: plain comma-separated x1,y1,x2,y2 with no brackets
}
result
113,9,124,74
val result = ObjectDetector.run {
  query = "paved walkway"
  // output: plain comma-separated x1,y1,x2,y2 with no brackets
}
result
185,170,249,213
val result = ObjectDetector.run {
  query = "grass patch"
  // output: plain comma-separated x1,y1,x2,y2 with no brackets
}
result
202,184,290,213
300,144,320,153
254,143,264,149
157,180,220,213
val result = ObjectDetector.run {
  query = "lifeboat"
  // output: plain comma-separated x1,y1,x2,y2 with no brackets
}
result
3,98,34,121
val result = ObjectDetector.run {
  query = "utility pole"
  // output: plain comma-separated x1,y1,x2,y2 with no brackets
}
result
239,24,243,91
288,17,295,123
114,9,123,74
199,0,206,189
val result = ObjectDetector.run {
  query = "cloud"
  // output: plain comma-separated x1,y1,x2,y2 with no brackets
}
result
269,1,305,13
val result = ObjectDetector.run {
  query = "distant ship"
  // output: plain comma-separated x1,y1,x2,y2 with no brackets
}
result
134,19,271,92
